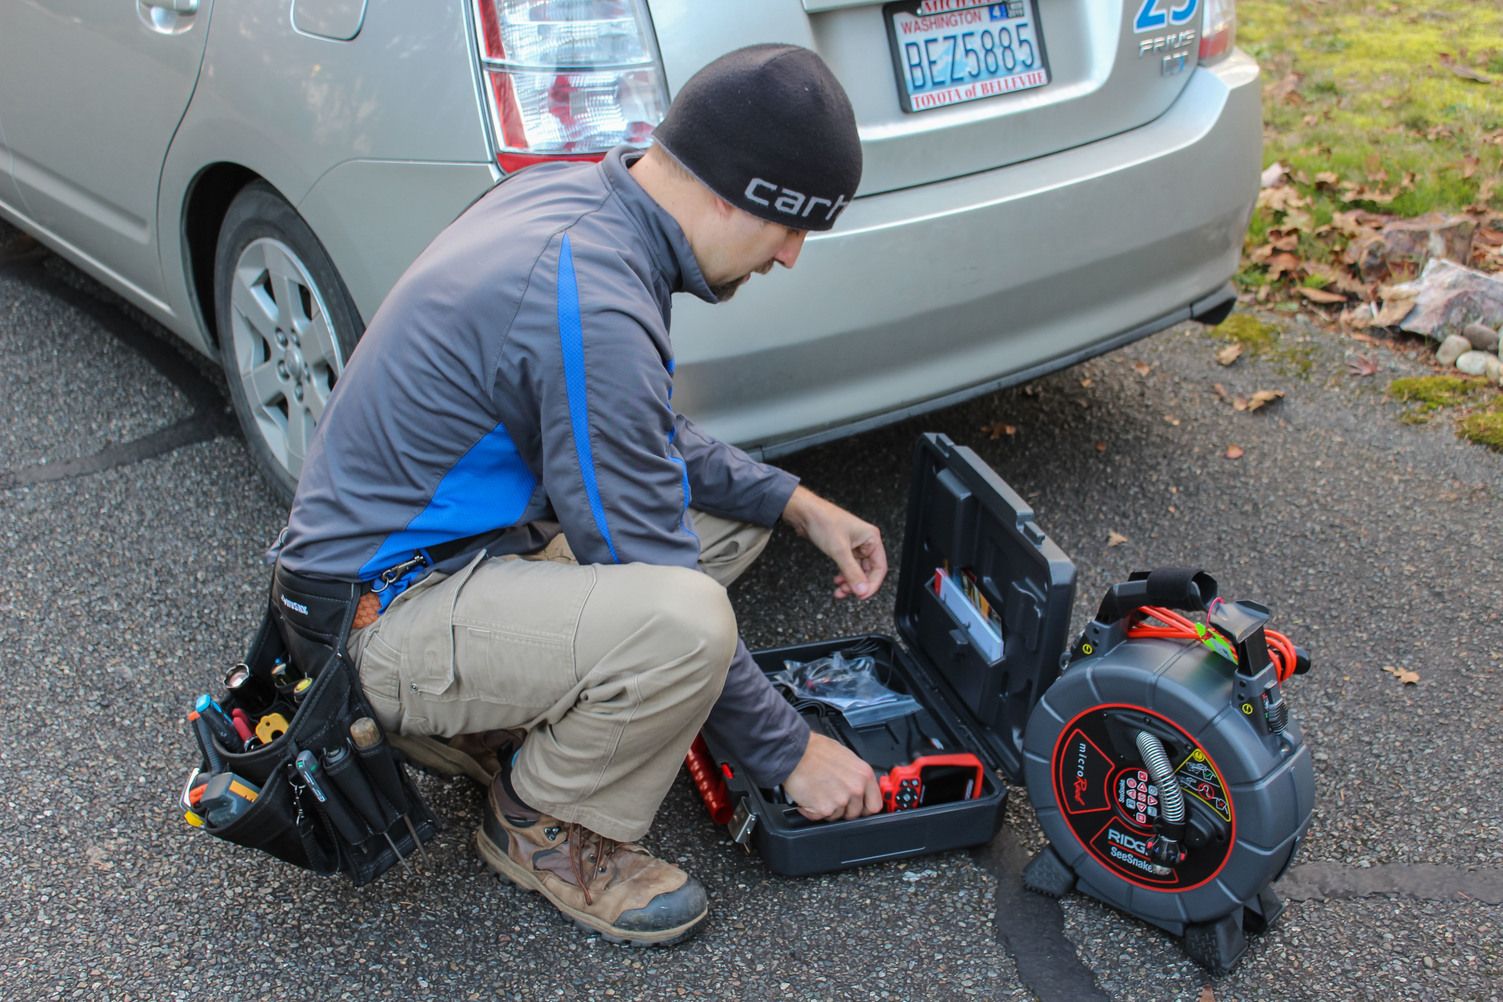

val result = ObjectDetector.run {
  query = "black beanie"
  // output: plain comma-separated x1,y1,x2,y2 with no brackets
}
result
652,45,862,232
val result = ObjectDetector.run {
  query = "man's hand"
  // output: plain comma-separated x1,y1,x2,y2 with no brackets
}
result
781,486,888,600
782,731,883,821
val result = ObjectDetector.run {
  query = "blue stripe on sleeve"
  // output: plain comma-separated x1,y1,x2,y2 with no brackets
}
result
557,234,620,563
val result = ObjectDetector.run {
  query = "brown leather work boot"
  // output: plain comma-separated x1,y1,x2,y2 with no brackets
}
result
389,729,521,786
475,773,708,945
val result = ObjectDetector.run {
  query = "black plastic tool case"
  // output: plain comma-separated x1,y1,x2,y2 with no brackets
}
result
703,433,1077,876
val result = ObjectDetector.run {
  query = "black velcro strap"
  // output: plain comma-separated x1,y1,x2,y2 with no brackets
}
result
1094,568,1219,623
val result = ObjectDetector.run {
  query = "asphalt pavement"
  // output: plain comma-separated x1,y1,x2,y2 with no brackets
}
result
2,220,1500,1001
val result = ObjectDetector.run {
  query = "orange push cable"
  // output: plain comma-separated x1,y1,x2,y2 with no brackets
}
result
1127,604,1300,683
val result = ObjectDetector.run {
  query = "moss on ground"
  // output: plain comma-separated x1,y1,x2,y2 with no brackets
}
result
1460,408,1503,451
1213,314,1281,352
1211,314,1315,377
1387,374,1492,422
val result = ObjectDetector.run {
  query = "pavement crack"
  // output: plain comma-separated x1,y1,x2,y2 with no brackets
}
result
1277,861,1503,905
977,837,1110,1002
0,253,224,412
0,245,236,488
0,412,231,489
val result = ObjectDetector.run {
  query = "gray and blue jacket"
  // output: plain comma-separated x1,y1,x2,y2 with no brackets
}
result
274,146,807,784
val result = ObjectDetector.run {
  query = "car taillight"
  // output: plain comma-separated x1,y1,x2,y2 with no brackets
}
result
1199,0,1235,64
472,0,669,173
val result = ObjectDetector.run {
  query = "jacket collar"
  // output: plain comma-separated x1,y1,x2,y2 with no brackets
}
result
600,146,717,304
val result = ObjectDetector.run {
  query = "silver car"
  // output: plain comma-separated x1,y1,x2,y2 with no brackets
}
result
0,0,1256,500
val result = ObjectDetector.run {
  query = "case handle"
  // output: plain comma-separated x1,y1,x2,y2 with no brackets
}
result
1093,568,1218,624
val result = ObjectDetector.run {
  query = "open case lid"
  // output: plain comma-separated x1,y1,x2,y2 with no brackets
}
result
895,433,1076,783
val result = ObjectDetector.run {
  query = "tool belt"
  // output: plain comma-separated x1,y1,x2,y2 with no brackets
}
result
178,563,439,885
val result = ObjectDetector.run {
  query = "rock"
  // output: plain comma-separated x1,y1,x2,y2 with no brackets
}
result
1462,321,1501,353
1386,258,1503,340
1345,213,1477,283
1437,334,1471,366
1454,351,1501,380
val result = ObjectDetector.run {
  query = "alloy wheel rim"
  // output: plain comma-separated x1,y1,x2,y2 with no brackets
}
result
227,237,343,479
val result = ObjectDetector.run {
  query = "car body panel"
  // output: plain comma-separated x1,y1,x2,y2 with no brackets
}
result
292,0,370,41
0,0,213,300
0,0,1261,483
670,52,1260,450
0,113,24,222
154,0,494,349
296,159,499,319
648,0,1204,196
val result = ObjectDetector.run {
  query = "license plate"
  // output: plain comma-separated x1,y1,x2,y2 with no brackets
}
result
884,0,1050,113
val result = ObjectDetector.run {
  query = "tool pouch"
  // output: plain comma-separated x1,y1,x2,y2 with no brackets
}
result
183,565,439,886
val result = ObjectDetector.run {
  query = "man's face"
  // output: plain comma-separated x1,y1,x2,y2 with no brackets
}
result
700,207,808,302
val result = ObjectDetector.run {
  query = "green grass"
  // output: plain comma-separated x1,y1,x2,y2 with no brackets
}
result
1238,1,1503,283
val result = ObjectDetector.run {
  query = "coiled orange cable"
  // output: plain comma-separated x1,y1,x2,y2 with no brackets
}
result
1127,604,1299,683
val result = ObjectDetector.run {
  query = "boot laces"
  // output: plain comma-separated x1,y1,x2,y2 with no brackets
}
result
565,823,621,906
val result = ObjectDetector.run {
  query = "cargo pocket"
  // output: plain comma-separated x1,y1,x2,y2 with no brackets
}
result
448,557,598,711
351,628,403,734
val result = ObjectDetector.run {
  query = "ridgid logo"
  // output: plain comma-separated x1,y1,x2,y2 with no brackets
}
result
280,593,309,616
744,178,852,223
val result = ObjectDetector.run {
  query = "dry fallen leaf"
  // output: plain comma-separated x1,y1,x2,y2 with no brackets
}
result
1133,360,1154,376
1373,295,1417,327
1446,63,1493,84
1460,153,1480,179
1313,170,1340,189
1216,343,1244,366
1265,252,1303,281
1163,414,1181,426
1259,161,1289,188
1212,382,1230,401
1258,186,1309,214
981,421,1017,440
1199,986,1217,1002
1383,665,1420,685
1347,354,1379,377
1107,531,1128,548
1244,389,1285,412
1225,444,1245,460
1298,286,1348,305
1080,377,1094,388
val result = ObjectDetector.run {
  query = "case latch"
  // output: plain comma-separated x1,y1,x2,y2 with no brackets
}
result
729,798,758,851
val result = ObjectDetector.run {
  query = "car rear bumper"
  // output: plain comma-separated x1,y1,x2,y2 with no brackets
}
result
669,50,1262,456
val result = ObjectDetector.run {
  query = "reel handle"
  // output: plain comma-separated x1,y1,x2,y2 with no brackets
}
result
1094,568,1219,624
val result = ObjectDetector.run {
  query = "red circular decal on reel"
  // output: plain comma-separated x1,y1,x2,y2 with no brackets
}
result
1048,703,1236,893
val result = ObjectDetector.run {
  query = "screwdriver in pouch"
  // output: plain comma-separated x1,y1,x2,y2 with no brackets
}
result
293,749,370,850
349,717,428,864
194,694,243,752
189,713,227,774
322,745,409,869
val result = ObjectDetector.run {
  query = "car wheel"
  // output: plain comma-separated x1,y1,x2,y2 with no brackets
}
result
214,181,361,504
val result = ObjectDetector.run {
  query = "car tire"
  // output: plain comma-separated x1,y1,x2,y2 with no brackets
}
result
214,181,362,505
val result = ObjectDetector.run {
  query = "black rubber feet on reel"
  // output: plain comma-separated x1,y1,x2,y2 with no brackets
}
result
1023,845,1287,977
1181,886,1286,976
1022,846,1076,898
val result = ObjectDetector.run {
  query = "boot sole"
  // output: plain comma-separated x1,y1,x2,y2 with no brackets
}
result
389,733,494,786
475,828,706,946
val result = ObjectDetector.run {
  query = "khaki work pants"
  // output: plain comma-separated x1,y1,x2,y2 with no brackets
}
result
348,512,771,842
